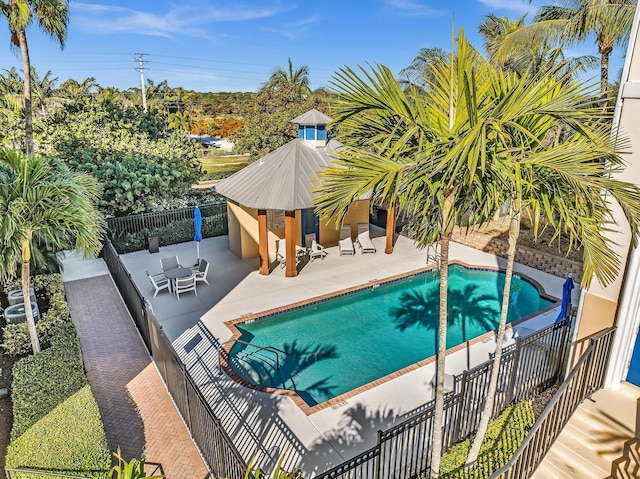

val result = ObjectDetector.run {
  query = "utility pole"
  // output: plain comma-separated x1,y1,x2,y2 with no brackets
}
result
136,53,148,112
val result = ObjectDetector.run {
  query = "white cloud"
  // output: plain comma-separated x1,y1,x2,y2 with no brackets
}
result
381,0,446,16
477,0,539,16
72,2,293,39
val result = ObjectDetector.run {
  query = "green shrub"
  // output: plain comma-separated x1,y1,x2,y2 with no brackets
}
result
7,323,109,478
6,385,110,478
10,323,87,439
438,400,536,479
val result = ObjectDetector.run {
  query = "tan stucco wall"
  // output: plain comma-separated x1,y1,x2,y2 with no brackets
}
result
227,202,280,261
227,202,241,258
319,200,370,245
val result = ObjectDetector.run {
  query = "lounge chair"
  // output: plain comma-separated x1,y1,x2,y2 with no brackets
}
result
339,225,355,255
355,223,376,254
160,255,181,272
309,239,328,260
146,270,170,297
174,275,197,300
190,259,210,285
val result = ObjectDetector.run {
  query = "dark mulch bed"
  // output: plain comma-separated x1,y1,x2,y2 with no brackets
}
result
532,384,560,417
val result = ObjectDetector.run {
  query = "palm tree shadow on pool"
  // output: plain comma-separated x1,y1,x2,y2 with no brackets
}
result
231,340,339,406
390,284,500,369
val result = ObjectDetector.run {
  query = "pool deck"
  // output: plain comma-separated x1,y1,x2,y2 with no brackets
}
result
118,232,577,476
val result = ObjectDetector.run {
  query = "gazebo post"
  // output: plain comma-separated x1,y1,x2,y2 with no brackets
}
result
258,209,269,275
385,201,397,254
285,210,298,277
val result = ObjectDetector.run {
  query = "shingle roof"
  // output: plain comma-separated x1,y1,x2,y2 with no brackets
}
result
215,139,341,211
290,109,333,125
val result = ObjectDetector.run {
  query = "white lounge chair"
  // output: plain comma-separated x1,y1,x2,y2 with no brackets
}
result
356,223,376,254
276,239,287,268
339,225,355,255
146,270,170,297
174,275,197,300
190,259,210,285
160,255,181,272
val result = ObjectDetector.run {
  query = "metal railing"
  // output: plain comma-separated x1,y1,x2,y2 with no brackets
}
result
490,327,616,479
101,239,247,479
316,318,574,479
219,339,284,371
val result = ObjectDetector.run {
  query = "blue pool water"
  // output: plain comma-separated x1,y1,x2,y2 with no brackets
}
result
229,264,554,406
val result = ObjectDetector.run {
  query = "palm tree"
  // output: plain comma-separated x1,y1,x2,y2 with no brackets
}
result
1,0,70,155
262,57,311,95
398,47,447,90
30,68,58,116
0,148,105,354
168,111,196,134
461,65,640,463
493,0,636,95
316,31,496,477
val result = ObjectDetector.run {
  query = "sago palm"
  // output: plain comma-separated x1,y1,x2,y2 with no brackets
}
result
0,148,105,354
1,0,70,154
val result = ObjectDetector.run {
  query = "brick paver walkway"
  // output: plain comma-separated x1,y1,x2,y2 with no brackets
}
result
65,274,209,479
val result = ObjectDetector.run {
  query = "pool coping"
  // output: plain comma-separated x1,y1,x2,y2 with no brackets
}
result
222,260,560,416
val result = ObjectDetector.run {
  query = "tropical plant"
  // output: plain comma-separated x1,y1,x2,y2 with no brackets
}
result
493,0,636,95
262,57,311,96
29,68,59,116
58,76,99,100
398,46,447,90
110,449,164,479
0,148,105,354
167,110,196,133
243,451,303,479
316,32,497,477
0,0,70,154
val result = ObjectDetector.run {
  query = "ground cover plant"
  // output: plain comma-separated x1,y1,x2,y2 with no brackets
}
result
5,323,110,477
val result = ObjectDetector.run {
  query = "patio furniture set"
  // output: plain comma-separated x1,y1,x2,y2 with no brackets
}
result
146,255,210,300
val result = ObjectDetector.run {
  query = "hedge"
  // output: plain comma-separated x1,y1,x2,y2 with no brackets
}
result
2,273,71,356
6,323,110,477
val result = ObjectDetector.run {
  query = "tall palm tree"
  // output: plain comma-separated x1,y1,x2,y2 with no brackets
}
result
462,67,640,464
316,31,496,477
1,0,70,154
493,0,636,95
398,47,447,90
0,148,105,354
30,68,58,116
262,57,311,95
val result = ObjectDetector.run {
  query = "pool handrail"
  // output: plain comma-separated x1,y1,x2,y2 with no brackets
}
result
219,339,284,372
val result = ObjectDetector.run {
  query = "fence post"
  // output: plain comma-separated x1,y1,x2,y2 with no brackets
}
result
375,430,383,479
453,370,468,443
183,365,193,430
507,339,522,405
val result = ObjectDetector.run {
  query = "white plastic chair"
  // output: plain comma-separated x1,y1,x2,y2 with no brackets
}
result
146,270,170,297
355,223,376,254
339,225,355,255
191,259,210,285
174,275,197,300
309,240,328,260
276,239,287,268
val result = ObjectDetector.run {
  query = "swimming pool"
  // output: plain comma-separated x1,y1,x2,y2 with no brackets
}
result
227,263,555,408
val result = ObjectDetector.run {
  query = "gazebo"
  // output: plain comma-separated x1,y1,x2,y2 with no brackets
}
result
216,109,395,277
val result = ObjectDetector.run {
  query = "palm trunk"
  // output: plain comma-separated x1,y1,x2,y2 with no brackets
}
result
600,50,609,98
430,193,455,478
21,238,41,354
18,29,33,156
466,202,520,464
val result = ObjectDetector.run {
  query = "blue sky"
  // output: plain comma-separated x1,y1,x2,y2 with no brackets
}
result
0,0,626,92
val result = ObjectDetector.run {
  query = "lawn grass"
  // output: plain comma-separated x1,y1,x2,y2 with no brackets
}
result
200,154,250,175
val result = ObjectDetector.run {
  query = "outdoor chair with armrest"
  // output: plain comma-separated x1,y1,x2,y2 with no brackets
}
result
146,270,170,297
174,275,197,300
309,240,328,260
190,259,210,285
160,255,181,272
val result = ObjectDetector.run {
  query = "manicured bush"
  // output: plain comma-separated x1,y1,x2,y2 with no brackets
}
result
2,273,71,356
438,400,536,479
6,323,110,477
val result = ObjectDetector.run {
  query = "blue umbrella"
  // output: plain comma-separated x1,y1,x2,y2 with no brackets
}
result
556,274,575,322
194,206,203,260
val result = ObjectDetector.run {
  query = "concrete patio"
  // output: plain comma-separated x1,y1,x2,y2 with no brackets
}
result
115,231,573,476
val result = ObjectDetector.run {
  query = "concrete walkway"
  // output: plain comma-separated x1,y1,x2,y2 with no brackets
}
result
533,382,640,479
62,252,209,478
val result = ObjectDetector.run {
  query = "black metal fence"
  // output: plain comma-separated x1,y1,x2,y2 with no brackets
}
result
490,327,616,479
106,202,228,253
316,318,574,479
102,240,247,479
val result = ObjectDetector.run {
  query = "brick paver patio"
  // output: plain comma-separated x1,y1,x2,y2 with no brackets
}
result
65,274,209,478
